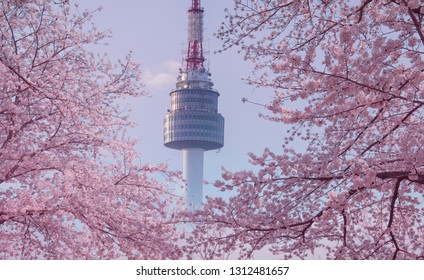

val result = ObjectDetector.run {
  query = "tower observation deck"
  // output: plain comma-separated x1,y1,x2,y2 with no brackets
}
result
163,0,224,209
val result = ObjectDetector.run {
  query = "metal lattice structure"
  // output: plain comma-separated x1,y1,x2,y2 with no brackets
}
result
186,0,204,71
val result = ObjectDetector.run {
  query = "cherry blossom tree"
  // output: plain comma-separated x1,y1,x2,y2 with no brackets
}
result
186,0,424,259
0,0,183,259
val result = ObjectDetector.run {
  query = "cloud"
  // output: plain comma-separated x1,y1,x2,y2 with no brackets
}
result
144,60,181,90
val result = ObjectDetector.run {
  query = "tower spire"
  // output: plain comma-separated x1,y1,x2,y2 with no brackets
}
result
186,0,204,71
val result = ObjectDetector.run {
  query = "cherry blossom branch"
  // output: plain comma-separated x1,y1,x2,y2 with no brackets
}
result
407,4,424,44
360,103,424,156
356,0,373,23
0,58,38,92
271,171,423,184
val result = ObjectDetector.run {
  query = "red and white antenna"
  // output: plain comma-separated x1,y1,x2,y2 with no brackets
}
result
186,0,205,71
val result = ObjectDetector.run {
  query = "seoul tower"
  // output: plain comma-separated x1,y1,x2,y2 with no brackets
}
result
164,0,224,209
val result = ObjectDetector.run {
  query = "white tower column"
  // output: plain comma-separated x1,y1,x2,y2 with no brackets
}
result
182,148,204,209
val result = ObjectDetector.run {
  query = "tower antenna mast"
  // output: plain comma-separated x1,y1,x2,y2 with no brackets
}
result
186,0,205,71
